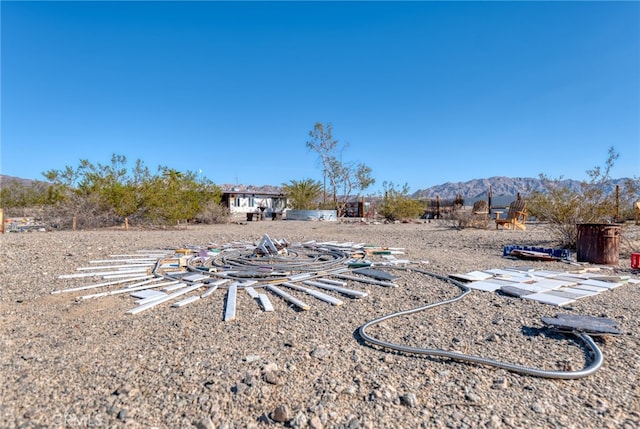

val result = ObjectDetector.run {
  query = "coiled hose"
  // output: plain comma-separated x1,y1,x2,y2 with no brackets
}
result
357,266,603,379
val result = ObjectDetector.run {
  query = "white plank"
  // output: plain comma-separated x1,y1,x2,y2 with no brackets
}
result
332,273,396,288
450,271,494,281
90,258,158,263
103,271,151,279
465,281,504,292
315,278,348,287
224,284,238,321
172,295,200,307
127,283,205,314
51,275,153,294
502,281,558,293
577,279,624,289
78,263,153,271
245,287,260,299
543,290,592,300
258,294,274,312
162,282,187,292
288,273,312,281
482,269,531,280
182,273,210,282
528,270,567,278
130,289,166,299
302,280,368,298
58,268,148,279
522,292,575,306
201,279,229,299
266,285,310,310
554,287,600,298
571,284,609,293
79,278,168,299
200,285,218,298
282,282,343,306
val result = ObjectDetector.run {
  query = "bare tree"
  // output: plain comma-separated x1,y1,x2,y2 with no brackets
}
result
306,122,374,216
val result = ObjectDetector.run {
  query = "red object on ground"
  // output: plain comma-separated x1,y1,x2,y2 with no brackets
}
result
632,253,640,269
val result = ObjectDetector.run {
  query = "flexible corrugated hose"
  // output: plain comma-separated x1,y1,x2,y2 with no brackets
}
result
357,266,603,379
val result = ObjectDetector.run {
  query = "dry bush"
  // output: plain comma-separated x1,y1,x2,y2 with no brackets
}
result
195,202,230,224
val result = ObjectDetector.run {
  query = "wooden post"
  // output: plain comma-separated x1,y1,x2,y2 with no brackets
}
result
0,208,4,234
615,185,619,222
124,217,129,230
488,186,493,215
72,215,77,231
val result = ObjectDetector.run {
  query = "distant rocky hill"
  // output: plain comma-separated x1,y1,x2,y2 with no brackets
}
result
2,175,635,203
411,176,634,201
0,175,42,187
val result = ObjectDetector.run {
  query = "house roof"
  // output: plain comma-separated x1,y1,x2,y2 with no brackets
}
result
220,184,285,196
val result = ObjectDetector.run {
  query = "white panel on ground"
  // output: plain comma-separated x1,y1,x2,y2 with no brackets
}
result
130,290,166,300
302,280,368,298
522,292,575,306
266,285,310,310
245,287,259,299
332,274,396,288
282,282,343,306
78,263,153,271
201,285,218,298
127,283,205,314
51,275,153,294
464,281,506,292
182,273,210,282
258,294,274,312
172,295,200,307
224,284,238,321
163,282,187,292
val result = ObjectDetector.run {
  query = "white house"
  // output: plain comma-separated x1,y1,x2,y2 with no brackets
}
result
220,185,287,220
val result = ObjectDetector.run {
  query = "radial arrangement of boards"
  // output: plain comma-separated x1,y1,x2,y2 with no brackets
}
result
52,234,407,320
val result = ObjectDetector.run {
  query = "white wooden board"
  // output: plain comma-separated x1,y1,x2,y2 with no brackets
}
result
522,292,575,306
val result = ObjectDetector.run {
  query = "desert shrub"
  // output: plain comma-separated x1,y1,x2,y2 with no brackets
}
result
196,202,230,224
449,208,488,229
528,147,638,247
377,182,423,222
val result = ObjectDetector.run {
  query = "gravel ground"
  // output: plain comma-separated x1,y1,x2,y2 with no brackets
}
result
1,220,639,429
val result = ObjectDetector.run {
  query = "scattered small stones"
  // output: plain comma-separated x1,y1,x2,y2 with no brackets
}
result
272,404,291,423
263,369,283,385
309,415,323,429
1,222,638,428
195,416,215,429
244,355,261,363
310,345,331,359
117,409,128,420
400,393,418,407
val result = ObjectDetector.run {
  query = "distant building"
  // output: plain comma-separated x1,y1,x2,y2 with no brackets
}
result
220,185,287,219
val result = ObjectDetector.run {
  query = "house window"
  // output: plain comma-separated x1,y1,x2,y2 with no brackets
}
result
234,197,241,207
249,197,255,207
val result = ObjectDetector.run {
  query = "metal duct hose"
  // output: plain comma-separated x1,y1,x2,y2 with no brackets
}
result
357,267,603,379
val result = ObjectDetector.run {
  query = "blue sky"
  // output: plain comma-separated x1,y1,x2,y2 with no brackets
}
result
2,1,639,195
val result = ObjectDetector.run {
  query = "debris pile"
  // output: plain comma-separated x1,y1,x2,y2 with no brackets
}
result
53,234,407,320
451,266,639,306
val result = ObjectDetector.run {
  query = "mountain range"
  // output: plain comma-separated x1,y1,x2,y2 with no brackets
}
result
1,174,635,202
410,176,635,201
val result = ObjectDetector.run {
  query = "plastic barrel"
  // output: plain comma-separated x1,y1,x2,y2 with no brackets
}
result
576,223,621,265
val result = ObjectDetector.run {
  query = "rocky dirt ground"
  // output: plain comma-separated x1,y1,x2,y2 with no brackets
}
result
1,219,639,429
